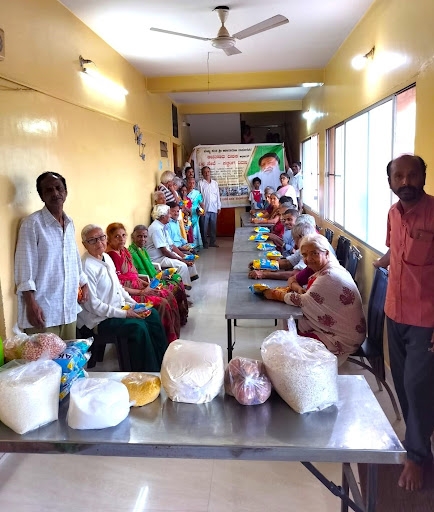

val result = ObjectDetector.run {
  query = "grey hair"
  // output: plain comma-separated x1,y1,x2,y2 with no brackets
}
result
299,234,338,262
263,186,275,195
132,224,148,233
153,190,165,203
296,214,316,227
81,224,102,242
173,176,183,188
152,204,170,220
160,171,175,184
291,222,316,240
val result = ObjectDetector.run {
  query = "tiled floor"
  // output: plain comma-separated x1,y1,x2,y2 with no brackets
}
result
0,237,404,511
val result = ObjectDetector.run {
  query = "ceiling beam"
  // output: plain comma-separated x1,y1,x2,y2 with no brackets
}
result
147,69,324,93
178,100,302,115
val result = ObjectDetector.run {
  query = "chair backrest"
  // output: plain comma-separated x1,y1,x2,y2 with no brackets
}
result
335,235,351,267
367,267,389,355
345,245,362,280
324,228,334,245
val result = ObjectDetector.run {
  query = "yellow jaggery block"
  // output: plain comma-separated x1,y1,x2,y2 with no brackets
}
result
121,373,161,406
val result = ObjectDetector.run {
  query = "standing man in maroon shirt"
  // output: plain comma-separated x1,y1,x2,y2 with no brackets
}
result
375,154,434,491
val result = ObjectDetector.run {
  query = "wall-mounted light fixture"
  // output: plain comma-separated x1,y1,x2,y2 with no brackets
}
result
79,55,128,97
302,109,324,121
351,46,375,70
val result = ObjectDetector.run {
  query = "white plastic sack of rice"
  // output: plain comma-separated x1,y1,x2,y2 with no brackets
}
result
161,339,224,404
0,360,61,434
261,328,338,414
67,378,130,429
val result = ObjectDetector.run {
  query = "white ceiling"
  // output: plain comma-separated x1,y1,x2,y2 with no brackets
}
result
60,0,375,105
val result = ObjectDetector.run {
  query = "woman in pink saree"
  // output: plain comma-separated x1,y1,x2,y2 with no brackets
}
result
106,223,180,343
264,233,366,365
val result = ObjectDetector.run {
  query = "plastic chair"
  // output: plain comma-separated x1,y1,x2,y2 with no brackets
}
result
335,235,351,267
345,245,362,281
324,228,334,245
77,326,132,372
347,267,401,420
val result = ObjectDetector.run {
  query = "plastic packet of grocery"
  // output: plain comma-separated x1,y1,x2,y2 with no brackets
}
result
121,372,161,407
252,259,279,271
249,234,269,241
257,242,276,251
134,304,152,318
254,227,270,233
184,254,199,261
249,283,271,295
266,250,282,260
22,333,66,361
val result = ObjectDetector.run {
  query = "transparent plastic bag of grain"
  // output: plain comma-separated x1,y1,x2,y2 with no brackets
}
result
261,323,338,413
0,359,61,434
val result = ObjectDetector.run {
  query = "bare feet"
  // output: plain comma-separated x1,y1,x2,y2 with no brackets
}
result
398,459,423,491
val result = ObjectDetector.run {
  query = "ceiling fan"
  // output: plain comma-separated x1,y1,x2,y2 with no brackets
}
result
150,5,288,56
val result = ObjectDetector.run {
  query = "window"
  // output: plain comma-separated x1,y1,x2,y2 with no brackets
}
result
326,86,416,252
301,134,319,212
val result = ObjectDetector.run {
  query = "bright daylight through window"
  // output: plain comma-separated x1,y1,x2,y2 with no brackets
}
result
325,86,416,252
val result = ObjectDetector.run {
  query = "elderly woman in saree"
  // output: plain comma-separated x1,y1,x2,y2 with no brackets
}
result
129,224,189,325
186,176,204,249
105,222,181,343
78,224,168,371
264,234,366,365
251,192,281,225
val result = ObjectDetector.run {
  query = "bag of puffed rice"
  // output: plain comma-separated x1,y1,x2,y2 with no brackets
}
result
0,360,61,434
261,324,338,414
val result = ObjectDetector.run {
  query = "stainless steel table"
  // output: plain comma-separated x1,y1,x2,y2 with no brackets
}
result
225,273,302,360
0,373,405,512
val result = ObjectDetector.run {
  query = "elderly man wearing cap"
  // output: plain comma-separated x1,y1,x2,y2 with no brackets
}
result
146,204,199,289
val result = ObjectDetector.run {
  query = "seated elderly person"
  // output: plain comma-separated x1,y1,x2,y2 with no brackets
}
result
77,224,168,371
106,222,181,343
129,225,189,322
153,190,166,205
147,204,199,290
249,221,318,280
251,192,281,226
264,234,366,365
167,202,195,254
157,171,177,203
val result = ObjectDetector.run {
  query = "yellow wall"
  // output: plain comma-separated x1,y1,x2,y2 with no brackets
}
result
0,0,179,338
300,0,434,301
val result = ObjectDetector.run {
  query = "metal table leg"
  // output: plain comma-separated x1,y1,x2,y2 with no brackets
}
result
366,464,378,512
227,319,233,361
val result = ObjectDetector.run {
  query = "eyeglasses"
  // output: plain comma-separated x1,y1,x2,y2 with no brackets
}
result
85,234,107,245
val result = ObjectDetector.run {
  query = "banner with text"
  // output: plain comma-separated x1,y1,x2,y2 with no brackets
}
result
194,143,285,208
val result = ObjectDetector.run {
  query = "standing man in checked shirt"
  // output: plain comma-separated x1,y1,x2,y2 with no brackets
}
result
14,172,89,340
198,166,221,248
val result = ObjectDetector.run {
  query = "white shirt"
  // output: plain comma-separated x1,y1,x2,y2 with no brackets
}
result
290,173,303,197
77,252,135,330
146,219,171,260
198,179,221,213
14,206,87,329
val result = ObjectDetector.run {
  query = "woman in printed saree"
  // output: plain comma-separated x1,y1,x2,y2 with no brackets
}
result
264,233,366,365
78,224,168,371
106,222,181,343
128,224,189,325
186,176,204,249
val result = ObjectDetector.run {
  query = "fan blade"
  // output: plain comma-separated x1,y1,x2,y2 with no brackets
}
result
232,15,288,40
224,46,242,56
150,27,210,42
